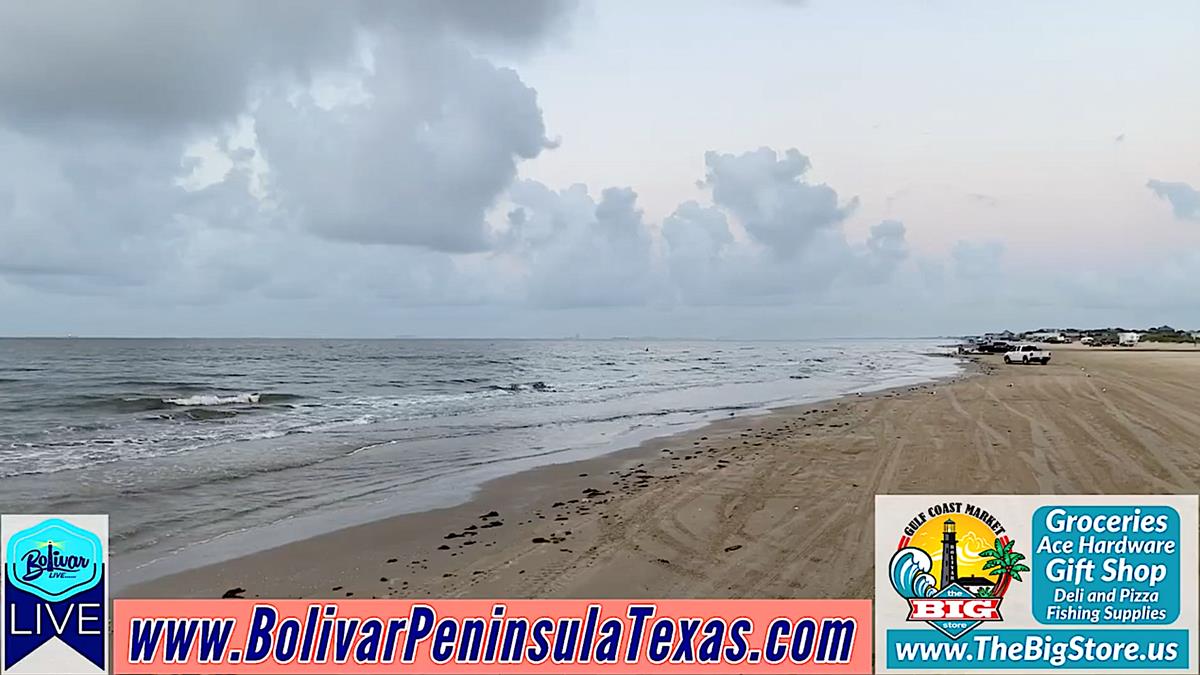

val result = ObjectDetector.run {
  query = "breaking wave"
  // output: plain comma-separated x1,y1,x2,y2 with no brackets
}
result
160,392,302,407
164,393,260,406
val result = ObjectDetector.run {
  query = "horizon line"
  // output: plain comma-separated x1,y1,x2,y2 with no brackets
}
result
0,334,953,341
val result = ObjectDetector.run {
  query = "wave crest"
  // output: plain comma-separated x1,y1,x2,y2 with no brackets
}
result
164,393,260,407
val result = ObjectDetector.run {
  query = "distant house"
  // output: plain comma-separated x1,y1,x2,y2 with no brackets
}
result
1118,332,1141,347
1026,331,1068,343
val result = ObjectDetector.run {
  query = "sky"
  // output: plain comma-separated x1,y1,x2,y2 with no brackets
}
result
1,0,1197,338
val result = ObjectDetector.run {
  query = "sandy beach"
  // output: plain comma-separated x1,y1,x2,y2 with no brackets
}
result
125,345,1200,601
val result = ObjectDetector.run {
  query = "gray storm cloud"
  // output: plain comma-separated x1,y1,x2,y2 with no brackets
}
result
0,1,568,134
0,0,570,296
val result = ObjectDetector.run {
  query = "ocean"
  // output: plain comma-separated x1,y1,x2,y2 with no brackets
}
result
0,338,960,584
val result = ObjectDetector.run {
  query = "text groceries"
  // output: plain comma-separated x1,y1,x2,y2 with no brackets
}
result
112,599,872,673
1032,505,1182,625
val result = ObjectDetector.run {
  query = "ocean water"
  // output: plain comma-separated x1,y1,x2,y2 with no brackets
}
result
0,338,960,583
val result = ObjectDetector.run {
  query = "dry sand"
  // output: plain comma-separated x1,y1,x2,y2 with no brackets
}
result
126,346,1200,601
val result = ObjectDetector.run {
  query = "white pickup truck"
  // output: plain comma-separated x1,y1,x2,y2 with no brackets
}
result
1003,344,1051,365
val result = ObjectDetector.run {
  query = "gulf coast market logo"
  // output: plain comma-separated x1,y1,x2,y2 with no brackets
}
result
888,502,1027,640
2,515,108,674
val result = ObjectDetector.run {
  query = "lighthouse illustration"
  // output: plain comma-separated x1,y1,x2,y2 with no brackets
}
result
940,518,958,589
889,511,1026,640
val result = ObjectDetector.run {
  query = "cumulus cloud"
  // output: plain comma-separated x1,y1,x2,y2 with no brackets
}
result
654,150,912,306
476,147,916,311
504,182,658,308
661,201,744,305
858,220,909,282
700,148,858,257
1147,179,1200,221
256,36,552,252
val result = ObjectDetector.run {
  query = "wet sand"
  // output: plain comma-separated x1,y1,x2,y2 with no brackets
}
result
125,345,1200,601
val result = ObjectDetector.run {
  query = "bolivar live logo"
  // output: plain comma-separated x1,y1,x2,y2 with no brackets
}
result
888,502,1025,640
2,515,108,675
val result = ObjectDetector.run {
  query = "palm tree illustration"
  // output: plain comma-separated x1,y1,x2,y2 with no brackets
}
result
978,538,1029,598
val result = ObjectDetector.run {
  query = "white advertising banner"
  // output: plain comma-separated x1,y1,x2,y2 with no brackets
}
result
875,495,1198,674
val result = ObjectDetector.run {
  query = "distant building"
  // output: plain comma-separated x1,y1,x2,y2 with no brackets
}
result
1026,331,1067,343
955,576,996,591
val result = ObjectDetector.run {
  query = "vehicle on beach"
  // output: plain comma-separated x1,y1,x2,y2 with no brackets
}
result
1080,336,1095,346
977,341,1011,354
1003,344,1051,365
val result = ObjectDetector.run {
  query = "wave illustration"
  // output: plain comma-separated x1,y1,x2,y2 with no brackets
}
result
889,547,938,598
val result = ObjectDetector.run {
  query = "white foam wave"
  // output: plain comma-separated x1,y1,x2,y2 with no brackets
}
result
164,393,260,407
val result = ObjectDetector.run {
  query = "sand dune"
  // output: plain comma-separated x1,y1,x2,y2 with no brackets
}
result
127,347,1200,601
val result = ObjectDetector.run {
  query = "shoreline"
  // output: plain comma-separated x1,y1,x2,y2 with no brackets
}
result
122,360,974,598
79,343,966,586
129,346,1200,600
133,345,1200,600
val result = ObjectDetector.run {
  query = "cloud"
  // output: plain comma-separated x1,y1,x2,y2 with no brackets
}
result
0,3,355,136
657,153,910,306
505,182,659,308
4,2,1196,337
1147,179,1200,221
700,148,858,257
487,149,915,311
0,0,571,300
0,128,210,290
255,35,552,252
661,201,743,304
859,220,910,282
0,1,569,137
